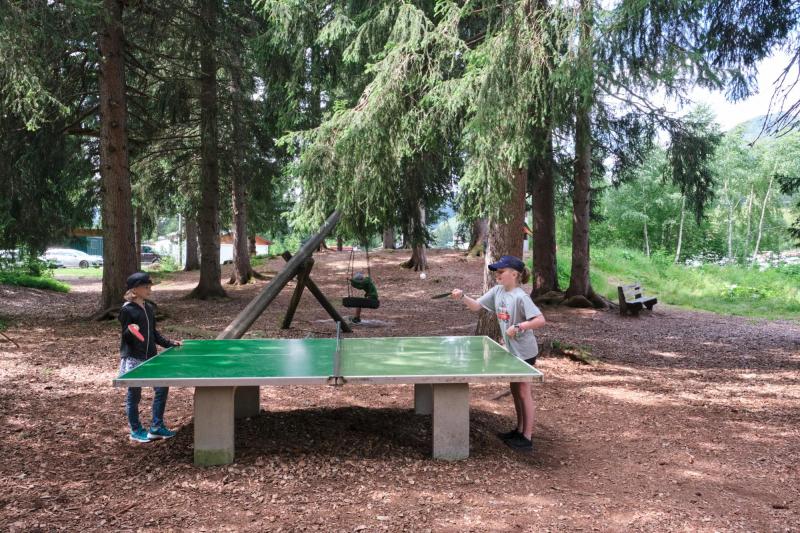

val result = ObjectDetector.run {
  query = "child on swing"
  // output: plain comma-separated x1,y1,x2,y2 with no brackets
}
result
451,255,545,452
349,271,378,324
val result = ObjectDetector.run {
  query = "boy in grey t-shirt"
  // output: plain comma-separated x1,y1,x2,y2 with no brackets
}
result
478,285,542,363
451,255,546,453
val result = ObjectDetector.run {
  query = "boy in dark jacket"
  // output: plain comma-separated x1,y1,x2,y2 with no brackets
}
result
118,272,182,442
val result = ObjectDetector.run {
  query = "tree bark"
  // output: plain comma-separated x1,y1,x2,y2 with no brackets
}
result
566,0,594,299
643,219,650,257
466,218,488,257
475,166,527,340
566,104,593,297
752,173,774,261
97,0,137,314
227,40,252,286
190,0,226,299
745,185,754,252
336,236,343,251
401,202,428,270
184,212,200,271
382,228,395,249
134,205,143,269
674,194,686,264
531,131,559,296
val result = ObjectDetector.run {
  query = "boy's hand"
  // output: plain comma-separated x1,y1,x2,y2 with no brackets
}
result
506,324,519,338
173,340,184,346
451,289,463,300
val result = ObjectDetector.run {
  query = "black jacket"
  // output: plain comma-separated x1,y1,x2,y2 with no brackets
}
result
119,300,175,360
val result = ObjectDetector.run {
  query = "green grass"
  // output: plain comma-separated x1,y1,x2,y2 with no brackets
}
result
554,246,800,320
0,271,70,292
53,267,103,279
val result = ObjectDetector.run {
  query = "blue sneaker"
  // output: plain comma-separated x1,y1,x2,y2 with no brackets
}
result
130,428,151,443
147,426,176,440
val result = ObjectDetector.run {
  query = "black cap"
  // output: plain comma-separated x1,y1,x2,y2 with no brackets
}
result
126,272,153,290
488,255,525,272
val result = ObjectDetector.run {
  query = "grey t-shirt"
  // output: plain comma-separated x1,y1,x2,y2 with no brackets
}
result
478,285,542,360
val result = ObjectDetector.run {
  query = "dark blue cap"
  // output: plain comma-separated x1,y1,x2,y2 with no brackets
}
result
488,255,525,272
126,272,153,290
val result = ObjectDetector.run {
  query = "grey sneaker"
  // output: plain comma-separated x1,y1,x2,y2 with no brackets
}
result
147,426,176,440
130,428,151,443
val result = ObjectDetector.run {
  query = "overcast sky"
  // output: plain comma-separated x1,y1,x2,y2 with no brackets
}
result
666,50,800,131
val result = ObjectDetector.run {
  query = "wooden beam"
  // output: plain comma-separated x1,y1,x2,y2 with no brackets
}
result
217,211,341,340
281,251,352,333
281,258,313,329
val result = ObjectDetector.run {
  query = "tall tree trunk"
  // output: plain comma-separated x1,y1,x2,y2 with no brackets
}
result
184,212,200,271
190,0,226,299
134,205,143,269
531,131,558,296
97,0,137,314
565,110,592,296
402,203,428,271
674,195,686,264
566,0,594,299
336,236,343,251
382,228,395,249
178,214,184,266
744,185,754,253
228,41,252,286
727,204,734,260
466,218,488,257
475,166,527,340
752,173,775,261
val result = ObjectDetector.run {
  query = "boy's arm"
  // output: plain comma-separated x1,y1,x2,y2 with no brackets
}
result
518,314,546,331
153,323,182,347
451,290,484,312
118,306,138,344
507,314,545,338
154,328,178,348
147,303,181,347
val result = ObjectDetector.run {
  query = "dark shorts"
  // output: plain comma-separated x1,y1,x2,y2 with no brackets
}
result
523,357,537,366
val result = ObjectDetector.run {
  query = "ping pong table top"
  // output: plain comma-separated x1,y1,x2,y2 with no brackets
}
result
113,336,543,387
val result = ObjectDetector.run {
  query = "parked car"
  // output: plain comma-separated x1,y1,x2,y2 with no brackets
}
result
43,248,103,268
141,245,161,264
1,249,65,269
0,249,23,267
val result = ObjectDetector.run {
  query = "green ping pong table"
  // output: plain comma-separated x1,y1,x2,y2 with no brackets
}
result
113,335,543,465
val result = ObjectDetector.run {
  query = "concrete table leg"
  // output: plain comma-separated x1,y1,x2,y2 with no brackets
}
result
414,384,432,415
432,383,470,460
234,386,260,419
194,386,235,466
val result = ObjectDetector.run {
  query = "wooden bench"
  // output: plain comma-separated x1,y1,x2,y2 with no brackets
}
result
617,283,657,316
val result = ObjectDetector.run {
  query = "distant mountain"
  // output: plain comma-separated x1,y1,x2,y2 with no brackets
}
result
730,115,769,141
729,115,793,142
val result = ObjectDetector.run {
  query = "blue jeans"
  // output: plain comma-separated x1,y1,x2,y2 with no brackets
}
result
120,357,169,431
125,386,169,431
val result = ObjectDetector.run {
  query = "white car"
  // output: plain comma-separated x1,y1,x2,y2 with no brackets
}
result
43,248,103,268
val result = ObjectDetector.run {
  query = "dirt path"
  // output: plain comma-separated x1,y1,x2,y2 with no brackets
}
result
1,249,798,532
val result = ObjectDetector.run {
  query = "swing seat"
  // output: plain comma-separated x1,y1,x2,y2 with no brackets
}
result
342,297,380,309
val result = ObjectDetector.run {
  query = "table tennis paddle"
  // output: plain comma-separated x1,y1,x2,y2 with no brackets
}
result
431,292,452,300
128,324,145,342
